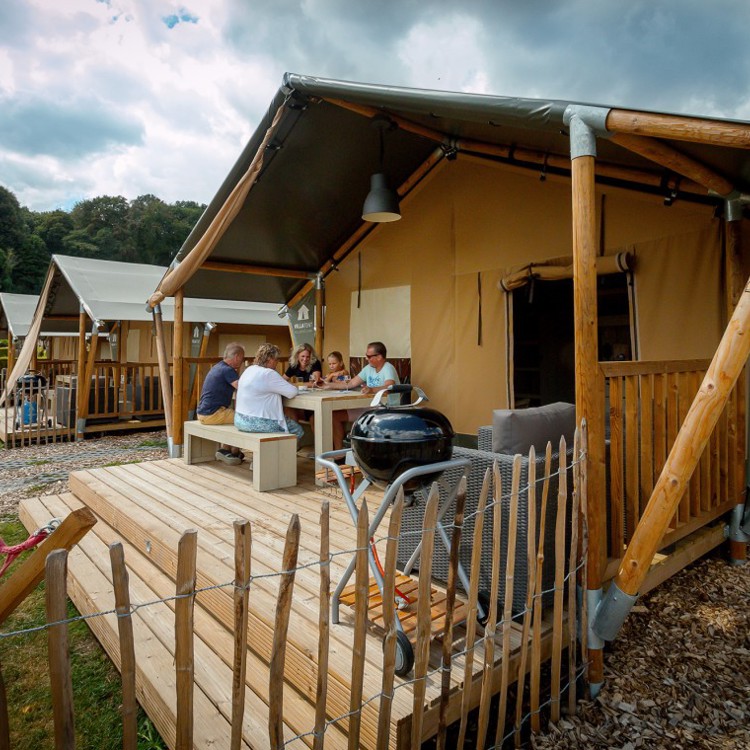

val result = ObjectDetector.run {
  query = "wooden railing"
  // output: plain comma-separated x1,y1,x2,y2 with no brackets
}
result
83,362,168,422
602,359,744,561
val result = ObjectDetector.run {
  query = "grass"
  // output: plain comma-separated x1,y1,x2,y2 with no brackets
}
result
136,439,168,449
0,520,166,749
27,459,51,466
101,459,142,468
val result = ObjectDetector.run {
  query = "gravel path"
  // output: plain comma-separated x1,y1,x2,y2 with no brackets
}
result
0,430,168,517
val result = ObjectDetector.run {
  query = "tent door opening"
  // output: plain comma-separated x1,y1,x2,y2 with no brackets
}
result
511,274,632,408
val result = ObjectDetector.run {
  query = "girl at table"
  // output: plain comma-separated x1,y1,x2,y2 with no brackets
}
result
321,350,350,384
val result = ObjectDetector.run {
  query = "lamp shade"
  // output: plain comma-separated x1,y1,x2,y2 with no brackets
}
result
362,173,401,222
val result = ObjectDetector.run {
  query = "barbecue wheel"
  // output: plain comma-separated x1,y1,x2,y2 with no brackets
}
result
393,631,414,677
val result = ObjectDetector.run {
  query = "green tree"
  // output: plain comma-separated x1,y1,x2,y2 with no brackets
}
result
10,235,50,293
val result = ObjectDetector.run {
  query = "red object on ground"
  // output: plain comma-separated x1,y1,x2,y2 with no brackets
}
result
0,528,51,578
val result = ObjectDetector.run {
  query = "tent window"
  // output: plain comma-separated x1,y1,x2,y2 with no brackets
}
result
511,274,632,407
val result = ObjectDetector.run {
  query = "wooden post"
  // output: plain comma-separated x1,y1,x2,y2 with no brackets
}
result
569,110,606,688
230,520,251,750
726,206,747,564
175,530,197,750
609,273,750,601
315,274,324,360
152,305,173,445
172,288,185,454
46,550,75,750
110,543,138,750
76,322,99,439
75,309,87,440
314,502,331,750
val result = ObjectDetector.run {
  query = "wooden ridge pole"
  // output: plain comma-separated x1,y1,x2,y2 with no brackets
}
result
567,109,606,692
606,109,750,149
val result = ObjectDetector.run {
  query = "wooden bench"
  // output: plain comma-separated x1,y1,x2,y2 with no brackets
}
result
183,421,297,492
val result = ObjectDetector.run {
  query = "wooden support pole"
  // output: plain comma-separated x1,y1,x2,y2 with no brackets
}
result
230,520,251,750
570,120,606,689
614,272,750,597
76,322,99,438
6,338,15,382
200,260,314,279
610,132,735,196
314,276,324,359
725,211,747,564
75,309,87,440
172,288,185,452
152,306,173,444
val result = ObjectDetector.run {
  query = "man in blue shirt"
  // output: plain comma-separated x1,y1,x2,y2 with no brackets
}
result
197,342,244,463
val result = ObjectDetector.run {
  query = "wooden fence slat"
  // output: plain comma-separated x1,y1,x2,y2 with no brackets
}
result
269,515,300,750
410,486,439,750
568,427,581,716
514,451,536,746
624,375,639,537
457,469,490,750
608,377,624,554
175,529,197,750
46,549,75,750
639,373,654,513
109,543,137,750
437,477,466,750
666,372,680,528
348,501,370,750
495,455,521,747
677,373,692,521
314,501,331,750
550,438,568,723
475,463,503,749
530,443,552,733
376,491,404,750
0,507,97,626
231,520,251,750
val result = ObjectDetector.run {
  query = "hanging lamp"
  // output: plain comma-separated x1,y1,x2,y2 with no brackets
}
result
362,116,401,223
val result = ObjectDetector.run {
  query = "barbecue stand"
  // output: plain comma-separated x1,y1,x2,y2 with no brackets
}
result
316,385,479,676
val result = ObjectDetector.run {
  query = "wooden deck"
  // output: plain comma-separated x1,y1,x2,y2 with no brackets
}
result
19,455,561,749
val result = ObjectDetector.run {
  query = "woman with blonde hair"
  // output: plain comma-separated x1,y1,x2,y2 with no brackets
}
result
283,343,322,384
234,343,304,439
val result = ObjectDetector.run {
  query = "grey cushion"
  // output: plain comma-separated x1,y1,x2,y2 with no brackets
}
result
492,402,576,455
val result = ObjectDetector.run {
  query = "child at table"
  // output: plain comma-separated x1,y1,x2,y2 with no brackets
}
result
322,351,350,384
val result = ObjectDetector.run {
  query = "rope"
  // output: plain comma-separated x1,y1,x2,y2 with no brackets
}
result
0,517,61,578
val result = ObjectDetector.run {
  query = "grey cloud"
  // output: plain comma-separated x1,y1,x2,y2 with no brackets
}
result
0,95,144,159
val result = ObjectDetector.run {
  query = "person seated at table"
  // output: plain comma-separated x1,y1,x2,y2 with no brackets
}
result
234,343,304,440
320,341,399,450
197,342,245,464
321,350,351,383
283,343,322,384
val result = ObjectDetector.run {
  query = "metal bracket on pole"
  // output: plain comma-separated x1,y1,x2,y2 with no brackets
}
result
726,197,745,222
729,502,750,550
591,580,639,643
563,105,611,160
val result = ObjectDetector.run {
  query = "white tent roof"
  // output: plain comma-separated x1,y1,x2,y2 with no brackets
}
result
47,255,286,326
0,292,78,338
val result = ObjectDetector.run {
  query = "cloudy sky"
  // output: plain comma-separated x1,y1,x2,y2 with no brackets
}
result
1,0,748,212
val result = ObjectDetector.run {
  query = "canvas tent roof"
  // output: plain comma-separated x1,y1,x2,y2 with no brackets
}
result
44,255,285,327
0,292,77,338
159,72,750,306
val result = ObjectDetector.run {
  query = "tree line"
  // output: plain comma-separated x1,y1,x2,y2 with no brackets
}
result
0,185,205,294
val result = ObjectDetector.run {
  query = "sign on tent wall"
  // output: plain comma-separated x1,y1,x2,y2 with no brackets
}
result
288,290,316,350
349,286,411,357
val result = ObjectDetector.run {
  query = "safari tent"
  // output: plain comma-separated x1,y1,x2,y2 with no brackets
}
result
0,292,79,376
1,254,290,444
145,73,750,690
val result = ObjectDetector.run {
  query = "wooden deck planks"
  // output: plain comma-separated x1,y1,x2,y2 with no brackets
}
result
20,457,558,750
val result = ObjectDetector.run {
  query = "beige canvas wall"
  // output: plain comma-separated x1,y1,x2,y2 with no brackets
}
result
324,155,726,434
